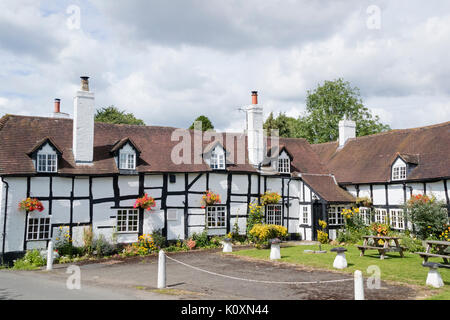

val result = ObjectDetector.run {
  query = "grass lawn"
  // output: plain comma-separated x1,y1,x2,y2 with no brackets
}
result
232,244,450,300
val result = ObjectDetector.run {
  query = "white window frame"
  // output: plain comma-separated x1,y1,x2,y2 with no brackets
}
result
206,206,226,228
277,158,290,174
266,204,282,225
389,209,405,230
359,207,371,225
392,165,406,181
328,206,346,226
210,149,225,170
27,216,51,240
116,209,139,233
301,206,309,225
119,152,136,170
374,208,388,224
37,153,57,172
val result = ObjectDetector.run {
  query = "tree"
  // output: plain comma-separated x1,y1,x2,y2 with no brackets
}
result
189,115,214,131
302,78,390,144
95,106,145,125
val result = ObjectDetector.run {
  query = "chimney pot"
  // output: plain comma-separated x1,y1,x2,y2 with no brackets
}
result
54,98,61,113
251,91,258,104
80,76,90,91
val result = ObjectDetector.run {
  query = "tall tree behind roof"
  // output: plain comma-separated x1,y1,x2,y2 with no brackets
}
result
94,106,145,125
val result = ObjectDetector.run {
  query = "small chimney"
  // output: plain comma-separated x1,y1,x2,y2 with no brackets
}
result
338,118,356,148
50,98,70,118
54,98,61,113
251,91,258,105
80,76,90,91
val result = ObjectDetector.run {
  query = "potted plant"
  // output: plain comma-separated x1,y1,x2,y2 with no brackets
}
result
200,190,221,208
18,197,44,213
134,193,156,211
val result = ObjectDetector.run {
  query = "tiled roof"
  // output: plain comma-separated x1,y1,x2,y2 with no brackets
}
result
311,121,450,184
0,114,354,202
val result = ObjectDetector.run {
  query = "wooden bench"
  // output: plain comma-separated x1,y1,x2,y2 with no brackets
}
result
357,236,405,260
415,240,450,264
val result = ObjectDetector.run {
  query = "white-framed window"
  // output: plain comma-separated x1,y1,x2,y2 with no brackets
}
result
37,154,57,172
206,206,226,228
210,149,225,170
392,165,406,181
374,208,388,224
266,204,282,225
301,206,309,224
119,152,136,170
27,216,50,240
389,209,405,230
117,209,139,232
359,207,371,225
278,158,290,174
328,206,346,226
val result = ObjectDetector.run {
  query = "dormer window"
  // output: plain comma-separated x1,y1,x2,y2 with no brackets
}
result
119,152,136,170
210,148,225,170
392,164,406,180
27,137,62,173
111,138,141,172
278,158,290,173
37,153,57,172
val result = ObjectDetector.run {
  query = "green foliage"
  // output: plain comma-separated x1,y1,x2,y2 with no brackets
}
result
303,78,390,143
95,106,145,125
406,195,448,240
189,115,214,131
246,202,264,241
249,224,288,246
93,235,117,257
400,233,425,252
151,228,166,249
263,79,390,143
13,250,46,270
82,226,94,255
190,230,210,247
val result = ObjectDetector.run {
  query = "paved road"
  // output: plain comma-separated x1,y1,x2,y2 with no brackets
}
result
0,249,417,300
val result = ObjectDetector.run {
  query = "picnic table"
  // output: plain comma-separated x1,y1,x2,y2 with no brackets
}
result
415,240,449,264
357,235,405,260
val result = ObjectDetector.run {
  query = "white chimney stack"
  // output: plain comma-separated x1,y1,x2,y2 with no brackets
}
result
73,76,94,164
338,118,356,148
246,91,264,166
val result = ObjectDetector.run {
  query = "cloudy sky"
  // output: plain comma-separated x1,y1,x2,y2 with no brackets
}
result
0,0,449,132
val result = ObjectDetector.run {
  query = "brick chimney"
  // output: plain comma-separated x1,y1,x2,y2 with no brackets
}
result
246,91,264,166
50,98,70,118
73,76,94,164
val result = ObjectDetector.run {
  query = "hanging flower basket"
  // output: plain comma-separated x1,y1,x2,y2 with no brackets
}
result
201,190,221,208
18,198,44,213
134,193,156,211
355,196,372,208
260,191,281,205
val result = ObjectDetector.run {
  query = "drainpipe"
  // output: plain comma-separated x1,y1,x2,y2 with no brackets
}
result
1,177,9,265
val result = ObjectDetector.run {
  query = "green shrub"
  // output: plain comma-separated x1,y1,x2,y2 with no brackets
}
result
406,194,448,240
93,235,117,257
13,250,46,270
191,230,210,247
249,224,287,246
151,228,166,249
246,202,264,241
400,234,425,252
336,227,367,244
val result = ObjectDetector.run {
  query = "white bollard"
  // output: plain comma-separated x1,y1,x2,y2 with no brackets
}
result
354,270,365,300
333,252,348,269
222,239,233,253
46,241,54,271
269,239,281,260
157,250,166,289
426,268,444,288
